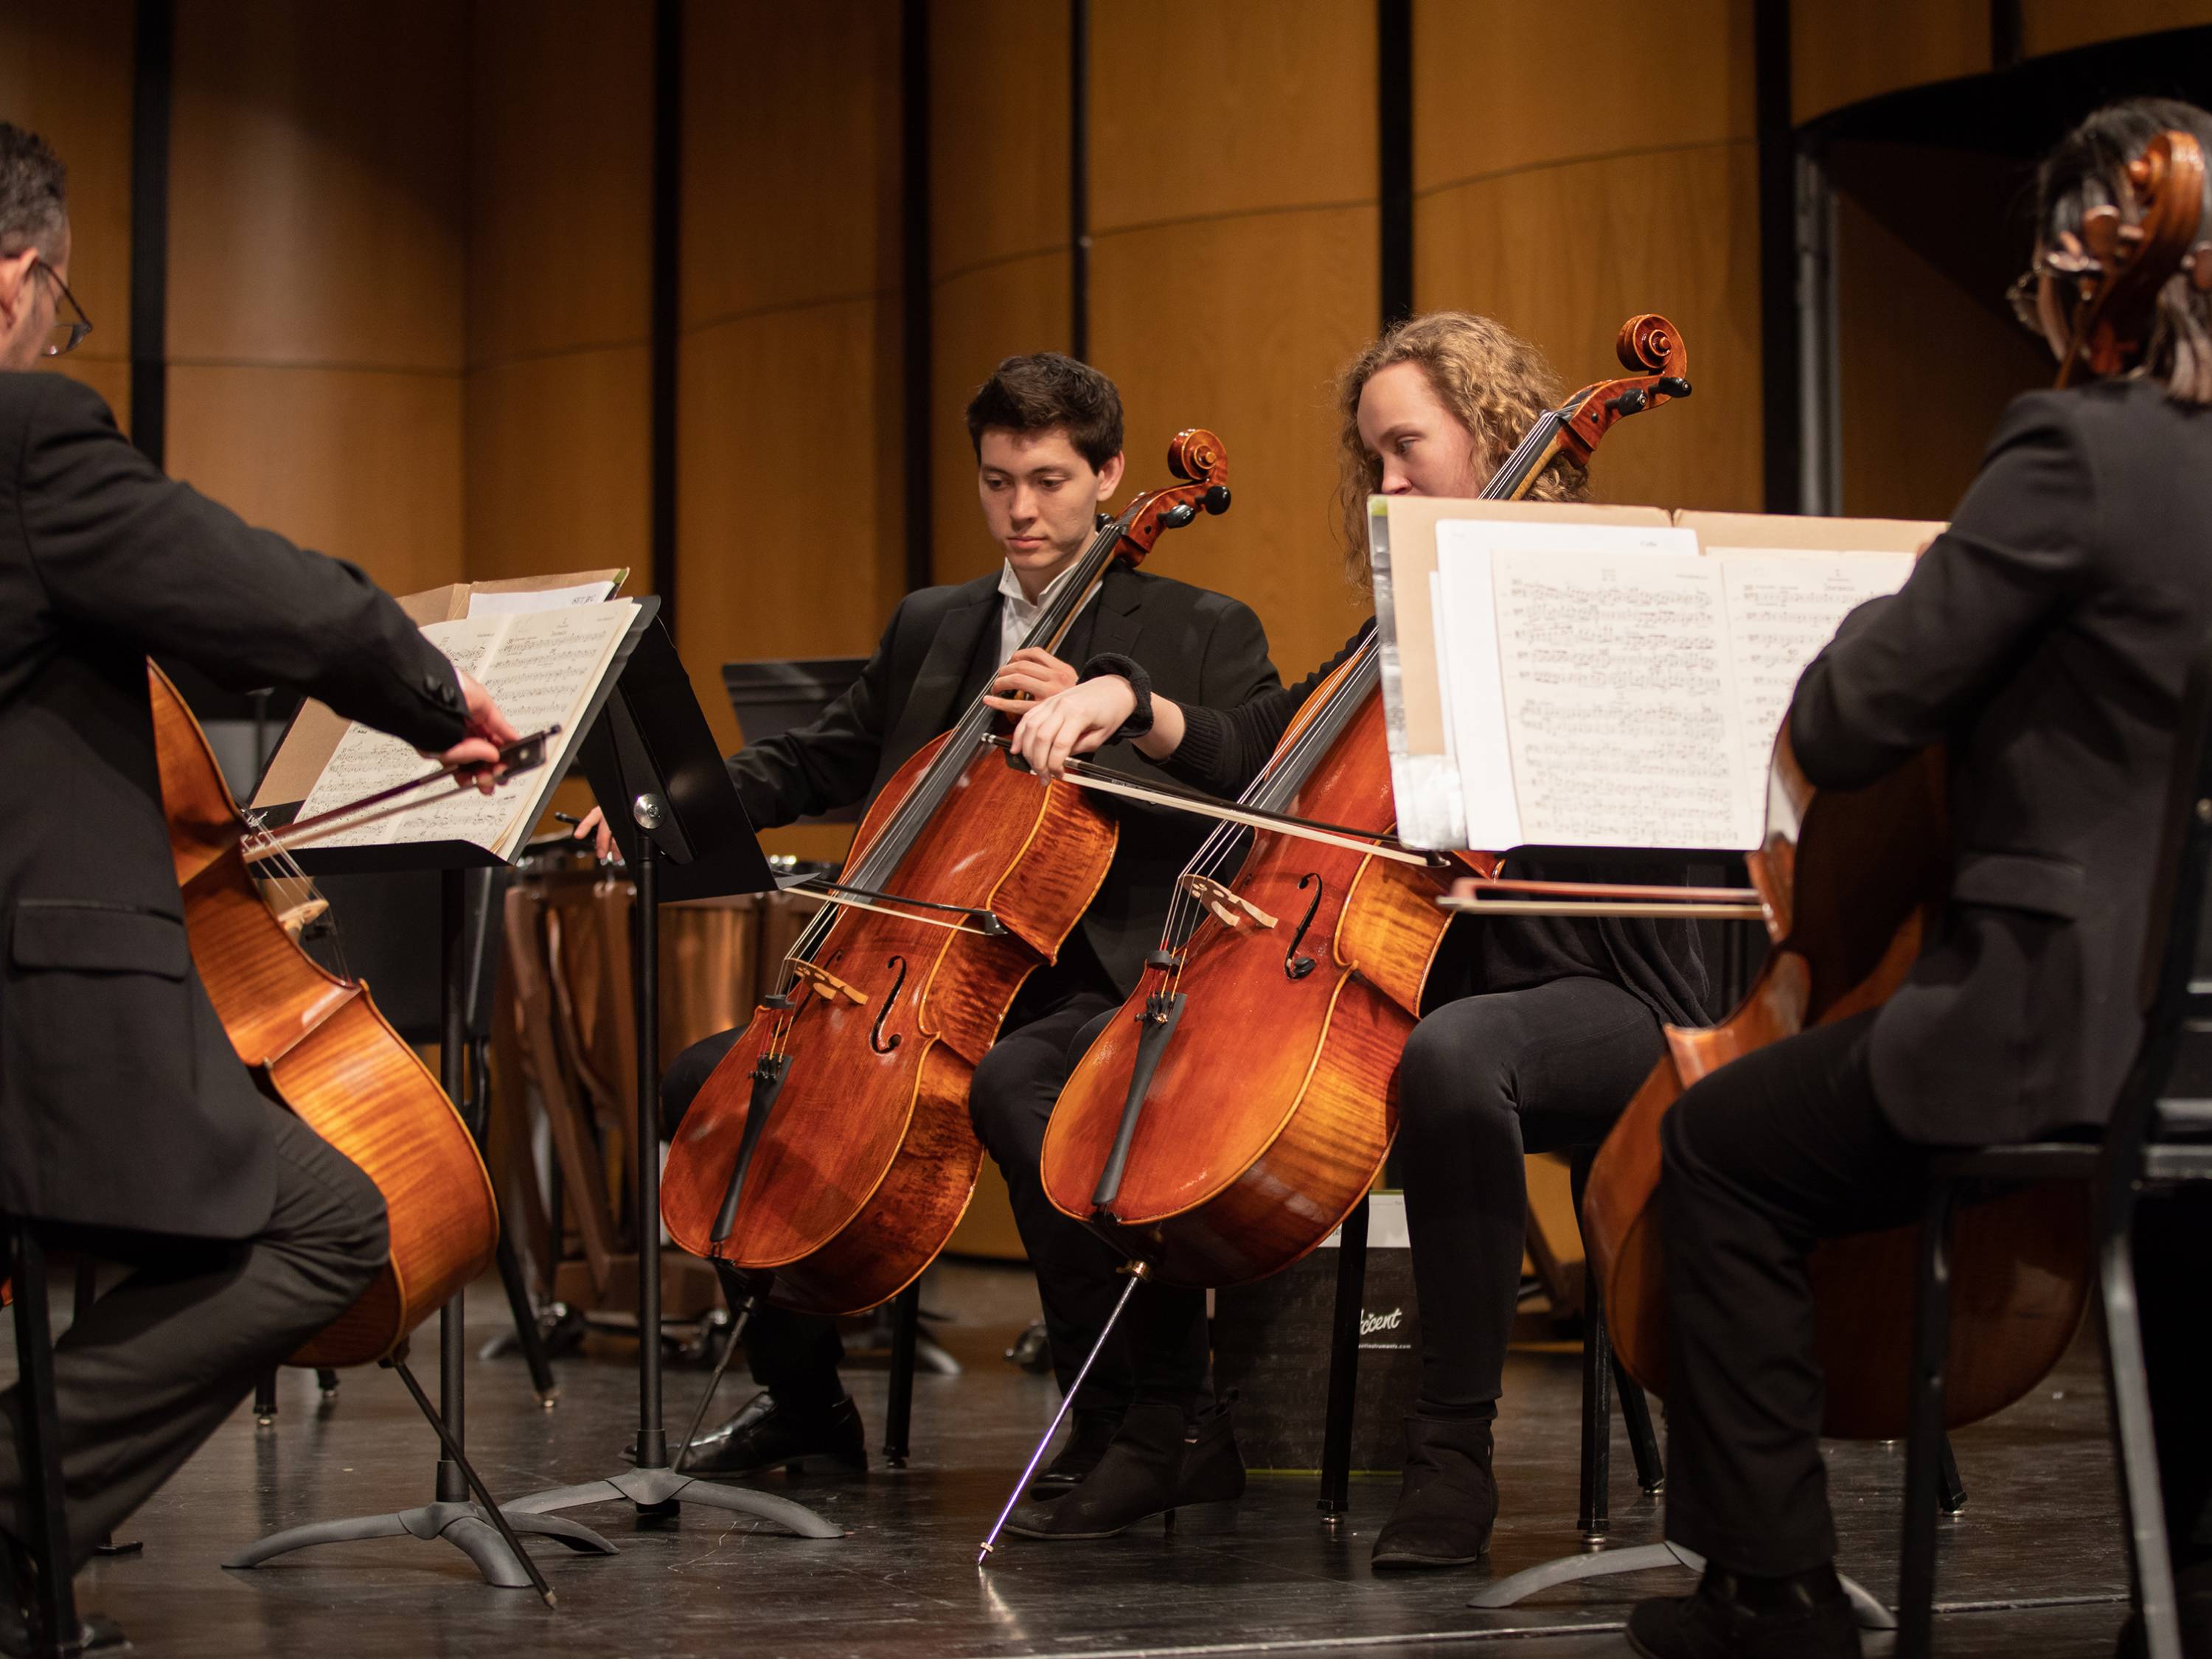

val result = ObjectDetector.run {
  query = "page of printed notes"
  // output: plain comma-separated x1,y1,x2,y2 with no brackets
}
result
1488,551,1753,851
1714,552,1912,792
1433,520,1694,852
292,602,636,858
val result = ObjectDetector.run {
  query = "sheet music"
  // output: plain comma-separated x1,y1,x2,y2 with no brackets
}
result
291,601,636,858
1488,551,1750,849
1714,552,1912,790
466,580,616,618
1433,520,1692,851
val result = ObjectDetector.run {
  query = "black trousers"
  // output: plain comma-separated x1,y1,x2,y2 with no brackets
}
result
1662,1007,2212,1577
0,1099,388,1571
657,959,1170,1413
972,999,1214,1418
1396,974,1668,1416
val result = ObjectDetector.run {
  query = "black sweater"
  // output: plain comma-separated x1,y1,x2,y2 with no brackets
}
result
1154,625,1711,1029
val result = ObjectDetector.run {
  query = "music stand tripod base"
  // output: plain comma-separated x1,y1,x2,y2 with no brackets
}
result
1467,1542,1896,1632
504,1469,844,1537
224,1502,615,1587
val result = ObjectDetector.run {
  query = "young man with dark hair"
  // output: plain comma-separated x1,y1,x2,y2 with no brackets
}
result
582,352,1279,1482
0,121,518,1654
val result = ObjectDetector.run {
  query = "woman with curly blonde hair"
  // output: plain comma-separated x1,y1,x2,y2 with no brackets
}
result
990,312,1705,1564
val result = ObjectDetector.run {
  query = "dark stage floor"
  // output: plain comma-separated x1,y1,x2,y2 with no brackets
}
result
10,1259,2132,1658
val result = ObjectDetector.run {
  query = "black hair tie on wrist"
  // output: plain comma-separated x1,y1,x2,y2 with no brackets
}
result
1079,653,1155,741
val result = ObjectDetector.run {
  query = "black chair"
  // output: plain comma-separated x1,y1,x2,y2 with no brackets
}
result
1898,630,2212,1659
1317,1152,1666,1535
4,1217,113,1658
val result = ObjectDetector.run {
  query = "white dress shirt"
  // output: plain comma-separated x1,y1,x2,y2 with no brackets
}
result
996,557,1099,667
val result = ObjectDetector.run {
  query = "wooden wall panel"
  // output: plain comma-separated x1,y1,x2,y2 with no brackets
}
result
2023,0,2212,55
1088,0,1374,684
933,252,1074,587
168,0,465,371
929,0,1068,274
1790,0,1986,125
465,347,649,585
467,0,651,370
1836,193,2046,523
464,0,650,606
1414,1,1753,188
1416,146,1764,514
165,365,462,593
0,1,135,413
1091,0,1373,232
1091,209,1376,679
165,0,467,596
678,0,904,796
928,0,1072,588
1415,3,1761,516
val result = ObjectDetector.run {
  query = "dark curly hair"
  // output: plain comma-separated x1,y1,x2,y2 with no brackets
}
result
964,352,1124,471
0,122,66,259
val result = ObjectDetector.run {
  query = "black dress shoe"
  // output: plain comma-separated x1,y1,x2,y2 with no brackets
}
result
1370,1413,1497,1571
1004,1397,1244,1540
1627,1564,1857,1659
1028,1408,1124,1498
677,1391,866,1479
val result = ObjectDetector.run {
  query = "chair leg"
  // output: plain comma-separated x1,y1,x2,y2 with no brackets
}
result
1899,1181,1960,1659
883,1283,920,1469
10,1222,81,1657
2102,1203,2183,1659
1616,1360,1665,1495
1938,1432,1966,1514
1579,1265,1615,1541
1317,1197,1370,1514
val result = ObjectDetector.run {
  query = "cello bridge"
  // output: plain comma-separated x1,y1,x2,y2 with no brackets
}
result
788,960,869,1006
1179,874,1276,930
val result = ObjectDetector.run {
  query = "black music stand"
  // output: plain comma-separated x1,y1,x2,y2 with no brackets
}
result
503,616,839,1542
223,608,666,1592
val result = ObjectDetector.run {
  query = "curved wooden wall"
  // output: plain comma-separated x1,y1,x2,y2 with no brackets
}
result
1413,0,1762,518
0,2,134,421
465,1,650,592
928,0,1072,588
1088,0,1375,681
2023,0,2212,57
676,0,905,773
164,0,465,598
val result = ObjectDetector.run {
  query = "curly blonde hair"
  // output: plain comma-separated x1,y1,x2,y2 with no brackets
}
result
1334,312,1590,591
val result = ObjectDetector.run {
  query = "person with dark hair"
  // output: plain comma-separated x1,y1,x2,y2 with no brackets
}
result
576,351,1279,1482
995,312,1705,1551
0,121,518,1655
1612,96,2212,1659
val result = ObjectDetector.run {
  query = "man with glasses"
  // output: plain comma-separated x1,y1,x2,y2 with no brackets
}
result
0,121,520,1655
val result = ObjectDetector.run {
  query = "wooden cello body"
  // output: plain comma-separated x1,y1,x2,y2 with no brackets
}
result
661,434,1235,1315
149,665,499,1368
1583,734,2091,1436
1040,655,1464,1284
1041,318,1692,1288
661,720,1118,1312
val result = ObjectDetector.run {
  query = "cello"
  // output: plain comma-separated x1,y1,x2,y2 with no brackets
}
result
660,434,1235,1315
1582,130,2212,1435
1034,316,1695,1293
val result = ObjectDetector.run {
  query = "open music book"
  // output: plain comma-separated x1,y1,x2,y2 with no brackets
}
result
1371,502,1943,853
288,599,638,860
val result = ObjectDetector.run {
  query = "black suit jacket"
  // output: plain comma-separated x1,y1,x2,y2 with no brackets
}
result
0,372,470,1238
1790,379,2212,1146
730,561,1280,992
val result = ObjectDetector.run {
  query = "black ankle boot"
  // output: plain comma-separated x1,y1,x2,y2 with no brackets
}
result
1029,1408,1124,1498
1371,1413,1498,1570
1004,1397,1245,1540
676,1391,867,1478
1628,1562,1857,1659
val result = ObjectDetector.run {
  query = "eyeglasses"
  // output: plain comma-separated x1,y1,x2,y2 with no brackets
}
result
34,259,91,358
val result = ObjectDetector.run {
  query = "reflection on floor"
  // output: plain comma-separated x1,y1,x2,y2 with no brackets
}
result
11,1258,2129,1658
